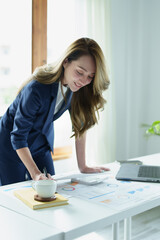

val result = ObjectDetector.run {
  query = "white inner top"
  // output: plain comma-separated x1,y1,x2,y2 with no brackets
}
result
54,83,68,115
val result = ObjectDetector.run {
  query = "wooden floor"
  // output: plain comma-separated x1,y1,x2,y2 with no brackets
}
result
75,206,160,240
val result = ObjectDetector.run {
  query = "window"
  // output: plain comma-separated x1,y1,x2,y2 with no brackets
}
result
0,0,32,115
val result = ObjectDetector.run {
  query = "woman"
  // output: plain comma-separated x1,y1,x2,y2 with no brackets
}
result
0,37,110,185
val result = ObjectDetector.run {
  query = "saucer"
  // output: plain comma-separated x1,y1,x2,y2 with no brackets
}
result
34,194,56,202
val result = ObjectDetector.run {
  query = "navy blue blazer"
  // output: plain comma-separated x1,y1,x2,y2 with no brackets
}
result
1,80,73,155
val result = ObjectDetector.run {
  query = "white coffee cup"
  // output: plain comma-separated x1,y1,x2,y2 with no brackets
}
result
32,180,57,198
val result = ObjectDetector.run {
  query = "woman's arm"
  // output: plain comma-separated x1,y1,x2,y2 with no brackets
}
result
75,132,87,172
16,147,52,180
75,132,110,173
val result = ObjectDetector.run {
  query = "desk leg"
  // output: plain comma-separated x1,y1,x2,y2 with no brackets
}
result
112,222,119,240
124,217,131,240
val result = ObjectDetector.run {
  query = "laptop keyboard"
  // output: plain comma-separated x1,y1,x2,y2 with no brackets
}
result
138,166,160,178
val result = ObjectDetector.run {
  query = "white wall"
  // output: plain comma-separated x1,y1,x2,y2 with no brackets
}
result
111,0,160,160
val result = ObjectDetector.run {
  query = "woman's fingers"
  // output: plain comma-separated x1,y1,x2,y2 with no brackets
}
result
47,173,54,180
81,166,110,173
39,173,48,180
100,166,110,171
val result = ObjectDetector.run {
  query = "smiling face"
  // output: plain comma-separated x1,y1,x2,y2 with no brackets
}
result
62,55,96,92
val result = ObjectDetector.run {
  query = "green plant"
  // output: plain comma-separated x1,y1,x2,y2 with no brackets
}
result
145,121,160,136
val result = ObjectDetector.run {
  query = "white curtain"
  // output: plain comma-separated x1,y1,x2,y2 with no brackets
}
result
111,0,160,161
75,0,116,165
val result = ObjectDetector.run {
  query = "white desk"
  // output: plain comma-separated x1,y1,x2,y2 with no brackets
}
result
0,153,160,240
0,205,63,240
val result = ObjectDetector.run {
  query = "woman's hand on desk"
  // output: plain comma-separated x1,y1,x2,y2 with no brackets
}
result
80,165,110,173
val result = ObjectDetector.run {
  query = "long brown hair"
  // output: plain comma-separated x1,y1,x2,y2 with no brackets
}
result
18,38,110,138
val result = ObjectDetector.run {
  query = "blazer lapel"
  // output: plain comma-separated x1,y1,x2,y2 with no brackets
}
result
53,89,73,120
42,82,73,131
41,83,73,151
42,82,59,133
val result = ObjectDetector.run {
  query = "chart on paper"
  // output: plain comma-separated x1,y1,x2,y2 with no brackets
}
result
57,178,160,211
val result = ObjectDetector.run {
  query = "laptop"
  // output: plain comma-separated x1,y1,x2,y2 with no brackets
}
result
116,164,160,182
